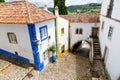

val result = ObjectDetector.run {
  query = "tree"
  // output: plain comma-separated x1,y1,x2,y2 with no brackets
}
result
0,0,5,2
54,0,68,15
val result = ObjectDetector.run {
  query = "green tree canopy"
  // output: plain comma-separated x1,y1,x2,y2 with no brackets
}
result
54,0,68,15
0,0,5,2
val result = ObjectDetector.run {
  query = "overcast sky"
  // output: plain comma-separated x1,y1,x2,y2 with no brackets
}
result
6,0,102,7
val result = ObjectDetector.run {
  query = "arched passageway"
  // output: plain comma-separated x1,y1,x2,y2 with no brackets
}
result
71,40,90,57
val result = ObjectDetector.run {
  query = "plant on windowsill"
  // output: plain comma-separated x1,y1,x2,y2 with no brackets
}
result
48,45,56,63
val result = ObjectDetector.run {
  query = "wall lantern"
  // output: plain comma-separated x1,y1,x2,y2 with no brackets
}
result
32,39,40,46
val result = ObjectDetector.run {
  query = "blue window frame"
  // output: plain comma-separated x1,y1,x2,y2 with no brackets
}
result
39,25,48,42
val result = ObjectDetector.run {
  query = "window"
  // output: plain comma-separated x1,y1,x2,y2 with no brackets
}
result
61,28,64,35
7,32,18,44
75,28,83,34
108,26,113,39
101,21,105,30
43,50,48,61
80,28,83,34
75,28,79,34
39,25,48,41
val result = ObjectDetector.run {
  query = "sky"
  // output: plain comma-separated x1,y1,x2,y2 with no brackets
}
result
28,0,102,7
5,0,102,7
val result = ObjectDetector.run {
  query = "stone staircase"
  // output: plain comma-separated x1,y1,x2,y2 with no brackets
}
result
93,38,101,60
90,37,109,80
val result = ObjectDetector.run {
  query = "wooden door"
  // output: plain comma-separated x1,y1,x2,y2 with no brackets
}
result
92,27,99,38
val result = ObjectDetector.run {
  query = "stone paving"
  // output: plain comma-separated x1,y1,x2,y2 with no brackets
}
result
24,52,91,80
0,54,33,80
0,52,109,80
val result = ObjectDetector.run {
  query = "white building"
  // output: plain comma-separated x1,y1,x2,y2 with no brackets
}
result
55,6,69,58
99,0,120,79
60,14,100,50
0,1,56,71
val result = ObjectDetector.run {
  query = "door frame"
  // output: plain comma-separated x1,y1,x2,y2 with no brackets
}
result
103,46,109,64
91,27,99,38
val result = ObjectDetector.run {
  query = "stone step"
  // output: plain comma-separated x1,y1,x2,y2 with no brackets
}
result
0,63,12,76
94,52,101,55
94,47,100,50
0,59,11,72
93,43,99,45
94,55,101,60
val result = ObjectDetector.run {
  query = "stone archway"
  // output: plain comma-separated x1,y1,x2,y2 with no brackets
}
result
71,40,90,57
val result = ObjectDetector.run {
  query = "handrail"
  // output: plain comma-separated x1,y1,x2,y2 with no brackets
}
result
89,38,94,64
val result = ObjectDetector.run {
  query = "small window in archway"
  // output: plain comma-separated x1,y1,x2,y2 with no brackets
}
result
75,28,83,34
79,28,83,34
75,28,79,34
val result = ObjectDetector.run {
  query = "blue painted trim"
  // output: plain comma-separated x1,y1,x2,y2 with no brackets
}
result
39,25,48,42
28,24,44,71
0,49,29,63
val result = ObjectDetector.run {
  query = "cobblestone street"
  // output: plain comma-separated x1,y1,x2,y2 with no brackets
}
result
24,52,91,80
0,52,91,80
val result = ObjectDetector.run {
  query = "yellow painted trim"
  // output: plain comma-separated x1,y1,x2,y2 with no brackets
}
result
64,49,69,53
58,52,62,58
56,17,59,56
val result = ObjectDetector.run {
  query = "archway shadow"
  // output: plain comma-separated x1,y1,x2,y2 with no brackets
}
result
70,40,91,79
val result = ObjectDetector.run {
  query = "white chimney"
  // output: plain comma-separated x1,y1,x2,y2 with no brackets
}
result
55,6,59,17
43,5,48,11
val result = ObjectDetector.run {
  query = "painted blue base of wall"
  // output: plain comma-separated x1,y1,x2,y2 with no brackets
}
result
0,49,29,63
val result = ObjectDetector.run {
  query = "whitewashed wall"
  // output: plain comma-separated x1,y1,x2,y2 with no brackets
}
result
111,0,120,21
57,17,69,52
0,24,33,63
35,19,56,64
101,0,110,16
99,16,120,80
70,23,99,49
101,0,120,21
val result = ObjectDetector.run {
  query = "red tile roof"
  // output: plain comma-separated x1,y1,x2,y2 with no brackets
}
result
60,14,100,23
0,1,55,24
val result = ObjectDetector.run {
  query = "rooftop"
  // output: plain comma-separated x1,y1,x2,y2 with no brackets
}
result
60,14,100,23
0,1,55,24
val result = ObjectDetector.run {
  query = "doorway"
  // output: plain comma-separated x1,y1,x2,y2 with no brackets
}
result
43,50,49,66
61,45,65,53
103,46,109,64
92,27,99,38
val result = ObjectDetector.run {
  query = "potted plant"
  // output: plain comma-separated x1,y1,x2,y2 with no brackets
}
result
48,45,56,63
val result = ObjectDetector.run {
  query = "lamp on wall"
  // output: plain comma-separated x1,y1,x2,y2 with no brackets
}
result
32,39,40,46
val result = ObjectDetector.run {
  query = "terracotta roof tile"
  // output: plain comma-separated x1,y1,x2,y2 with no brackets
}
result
60,14,100,23
0,1,55,24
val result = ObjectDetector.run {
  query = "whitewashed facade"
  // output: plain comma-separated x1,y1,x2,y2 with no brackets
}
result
99,0,120,79
35,19,56,66
56,17,69,58
0,24,33,62
70,23,99,49
55,6,69,58
0,1,56,71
